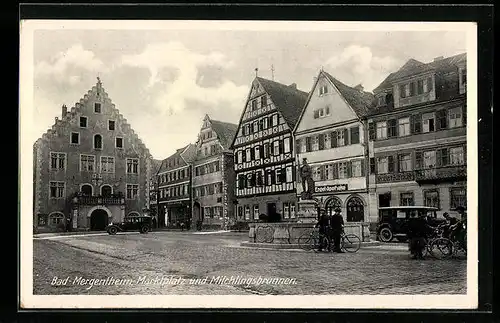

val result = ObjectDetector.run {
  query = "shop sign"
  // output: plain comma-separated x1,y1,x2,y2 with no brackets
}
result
315,184,348,193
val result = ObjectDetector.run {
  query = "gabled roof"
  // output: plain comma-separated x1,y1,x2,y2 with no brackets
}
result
374,53,467,93
210,119,238,150
322,71,376,117
256,77,309,129
151,159,164,176
158,144,191,173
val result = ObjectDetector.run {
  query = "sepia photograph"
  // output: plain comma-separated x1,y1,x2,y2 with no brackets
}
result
20,20,478,309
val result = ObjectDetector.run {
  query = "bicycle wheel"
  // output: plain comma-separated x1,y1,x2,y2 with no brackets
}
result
341,234,361,253
298,232,318,251
429,237,454,259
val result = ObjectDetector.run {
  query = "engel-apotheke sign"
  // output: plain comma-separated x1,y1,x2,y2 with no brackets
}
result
314,184,348,193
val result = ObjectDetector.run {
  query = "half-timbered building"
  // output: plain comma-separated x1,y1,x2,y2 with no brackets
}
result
231,77,308,222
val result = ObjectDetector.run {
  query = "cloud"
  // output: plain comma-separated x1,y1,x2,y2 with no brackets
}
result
35,44,107,78
120,41,247,115
325,45,403,92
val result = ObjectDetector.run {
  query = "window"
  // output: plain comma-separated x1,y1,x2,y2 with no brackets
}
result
253,121,259,133
325,106,331,116
50,152,65,170
417,79,424,95
245,206,250,220
398,118,410,137
325,164,334,180
424,190,440,209
312,166,321,181
387,119,397,137
399,84,406,98
351,160,362,177
246,148,251,161
251,100,258,111
71,132,80,144
272,114,279,126
100,156,115,173
312,136,319,151
49,213,64,225
237,151,243,163
449,107,463,128
290,204,296,218
426,77,434,92
350,126,360,144
400,192,414,206
338,162,348,179
108,120,115,130
449,147,465,165
126,158,139,174
101,185,112,197
284,137,291,153
319,85,328,95
450,187,466,209
127,184,139,200
422,112,435,133
398,154,412,172
80,155,95,172
337,130,345,146
94,103,102,113
324,133,331,148
94,134,103,150
369,158,376,174
253,146,260,160
377,157,389,174
115,137,123,148
286,166,293,182
261,96,267,107
283,203,289,219
423,151,436,169
49,181,65,198
253,205,259,219
376,122,387,139
273,141,280,155
79,116,87,128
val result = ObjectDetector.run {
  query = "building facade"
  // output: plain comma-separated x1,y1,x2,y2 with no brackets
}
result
231,77,308,222
294,70,375,223
149,158,164,227
33,78,153,232
367,53,467,226
190,115,238,229
157,144,196,227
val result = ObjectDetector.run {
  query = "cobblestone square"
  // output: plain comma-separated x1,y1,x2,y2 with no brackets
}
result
33,231,467,295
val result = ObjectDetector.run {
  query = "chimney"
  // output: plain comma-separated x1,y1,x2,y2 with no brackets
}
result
354,84,364,92
289,83,297,89
434,56,444,62
55,117,58,123
62,104,67,118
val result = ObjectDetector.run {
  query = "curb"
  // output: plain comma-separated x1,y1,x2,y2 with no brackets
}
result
240,241,381,249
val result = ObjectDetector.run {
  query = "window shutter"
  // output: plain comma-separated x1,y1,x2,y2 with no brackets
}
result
350,126,360,144
436,109,447,130
388,155,394,173
332,163,339,179
289,137,293,153
295,139,301,154
318,134,325,150
344,128,349,145
413,114,422,134
346,161,352,178
331,131,338,148
415,151,423,169
306,137,312,152
368,122,375,140
361,159,366,176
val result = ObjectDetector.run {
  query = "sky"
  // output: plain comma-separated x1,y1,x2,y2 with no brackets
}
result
30,23,467,160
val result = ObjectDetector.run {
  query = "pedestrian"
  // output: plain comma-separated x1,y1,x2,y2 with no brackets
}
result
407,212,432,259
442,212,458,239
315,210,329,252
329,208,345,253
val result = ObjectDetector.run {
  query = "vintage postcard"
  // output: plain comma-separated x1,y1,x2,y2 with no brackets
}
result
20,20,478,309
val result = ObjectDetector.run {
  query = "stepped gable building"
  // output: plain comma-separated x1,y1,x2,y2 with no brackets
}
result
191,115,238,229
231,76,309,222
157,144,196,227
293,70,375,225
33,78,153,232
367,53,467,225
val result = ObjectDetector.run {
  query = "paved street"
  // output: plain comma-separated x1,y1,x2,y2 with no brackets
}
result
33,231,467,295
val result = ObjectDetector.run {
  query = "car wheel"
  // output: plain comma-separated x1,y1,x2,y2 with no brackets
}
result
140,225,149,234
108,227,118,235
379,227,393,242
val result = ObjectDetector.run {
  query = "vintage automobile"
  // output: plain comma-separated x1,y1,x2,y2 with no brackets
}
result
376,206,445,243
106,215,152,235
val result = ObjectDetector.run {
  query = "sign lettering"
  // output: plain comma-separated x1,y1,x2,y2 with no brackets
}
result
314,184,348,193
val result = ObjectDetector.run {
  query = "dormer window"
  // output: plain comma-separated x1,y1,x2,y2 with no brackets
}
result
94,103,102,113
377,96,386,106
319,85,328,96
251,99,258,111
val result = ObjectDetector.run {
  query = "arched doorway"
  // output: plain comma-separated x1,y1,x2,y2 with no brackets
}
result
81,184,93,196
192,202,202,224
325,197,342,216
90,209,109,231
346,196,364,222
101,185,112,197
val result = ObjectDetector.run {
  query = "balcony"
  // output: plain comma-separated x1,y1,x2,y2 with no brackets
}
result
376,172,415,184
72,193,125,206
414,165,467,184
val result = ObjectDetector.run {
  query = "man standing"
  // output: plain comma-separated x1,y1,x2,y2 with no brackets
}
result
315,210,329,252
407,212,432,259
442,212,458,239
330,208,345,253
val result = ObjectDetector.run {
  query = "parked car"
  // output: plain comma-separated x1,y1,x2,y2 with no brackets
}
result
376,206,445,242
106,215,152,235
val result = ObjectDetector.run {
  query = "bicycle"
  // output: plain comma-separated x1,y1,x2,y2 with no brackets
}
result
428,223,467,259
297,228,361,253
